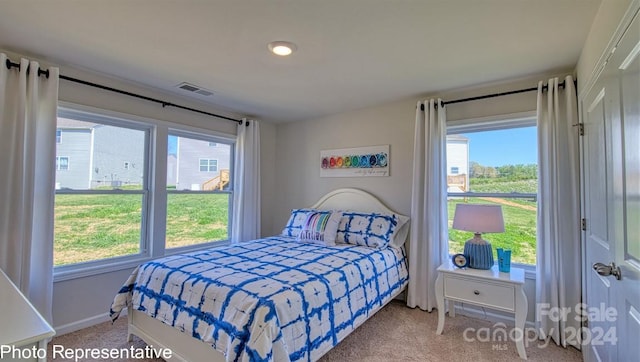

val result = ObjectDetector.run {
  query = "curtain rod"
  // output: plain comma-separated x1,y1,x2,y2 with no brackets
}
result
5,58,243,125
421,79,577,110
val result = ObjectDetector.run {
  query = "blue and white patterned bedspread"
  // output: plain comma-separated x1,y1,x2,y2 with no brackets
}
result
110,236,408,362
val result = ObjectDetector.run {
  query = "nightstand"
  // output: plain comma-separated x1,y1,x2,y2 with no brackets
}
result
435,261,528,360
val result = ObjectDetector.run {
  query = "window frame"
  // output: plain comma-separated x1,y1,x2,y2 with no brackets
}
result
53,103,238,282
446,111,538,269
53,107,152,275
166,129,234,253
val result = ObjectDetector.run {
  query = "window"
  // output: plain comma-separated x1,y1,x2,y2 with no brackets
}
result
209,142,217,147
167,133,232,249
447,117,537,265
54,110,149,267
199,159,218,172
56,156,69,171
54,106,235,273
56,129,61,144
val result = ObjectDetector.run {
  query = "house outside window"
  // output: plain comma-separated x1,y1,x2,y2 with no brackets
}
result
446,114,538,266
56,129,61,144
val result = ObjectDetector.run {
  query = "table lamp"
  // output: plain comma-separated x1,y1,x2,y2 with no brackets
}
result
452,204,505,270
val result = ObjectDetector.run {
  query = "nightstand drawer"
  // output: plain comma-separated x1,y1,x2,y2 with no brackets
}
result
443,276,515,311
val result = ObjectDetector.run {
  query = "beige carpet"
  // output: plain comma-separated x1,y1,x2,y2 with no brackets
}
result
49,301,582,361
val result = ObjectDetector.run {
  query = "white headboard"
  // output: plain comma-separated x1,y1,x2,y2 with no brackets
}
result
310,188,397,214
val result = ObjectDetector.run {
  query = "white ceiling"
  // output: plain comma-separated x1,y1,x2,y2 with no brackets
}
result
0,0,601,123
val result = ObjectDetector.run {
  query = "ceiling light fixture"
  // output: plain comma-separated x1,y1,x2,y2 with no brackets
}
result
268,41,297,56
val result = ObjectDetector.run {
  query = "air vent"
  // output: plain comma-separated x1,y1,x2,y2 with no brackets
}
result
176,82,214,97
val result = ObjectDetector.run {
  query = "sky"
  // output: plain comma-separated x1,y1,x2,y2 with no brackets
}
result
168,135,177,156
461,126,537,167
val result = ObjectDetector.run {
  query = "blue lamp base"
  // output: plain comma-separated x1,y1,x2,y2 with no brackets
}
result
464,236,494,270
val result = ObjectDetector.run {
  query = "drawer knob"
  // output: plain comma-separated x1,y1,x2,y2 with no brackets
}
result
473,290,480,295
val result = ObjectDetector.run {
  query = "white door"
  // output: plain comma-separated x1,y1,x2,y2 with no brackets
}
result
611,10,640,361
582,9,640,362
582,58,616,362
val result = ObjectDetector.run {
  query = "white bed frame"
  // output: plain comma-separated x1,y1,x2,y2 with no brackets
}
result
127,188,406,361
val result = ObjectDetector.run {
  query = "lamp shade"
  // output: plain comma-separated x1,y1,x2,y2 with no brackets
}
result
452,204,505,233
453,204,505,270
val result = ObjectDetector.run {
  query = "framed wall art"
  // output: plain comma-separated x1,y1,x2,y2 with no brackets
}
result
320,145,389,177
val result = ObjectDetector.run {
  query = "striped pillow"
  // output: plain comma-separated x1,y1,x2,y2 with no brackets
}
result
281,209,317,237
297,211,342,246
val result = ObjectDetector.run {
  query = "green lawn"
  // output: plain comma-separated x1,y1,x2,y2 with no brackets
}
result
165,194,229,249
54,193,228,266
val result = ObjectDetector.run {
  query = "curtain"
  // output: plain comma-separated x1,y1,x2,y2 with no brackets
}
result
536,76,581,348
231,119,261,243
0,53,59,323
407,99,449,311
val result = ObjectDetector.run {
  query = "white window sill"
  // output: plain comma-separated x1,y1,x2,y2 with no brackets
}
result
446,254,537,280
53,256,150,283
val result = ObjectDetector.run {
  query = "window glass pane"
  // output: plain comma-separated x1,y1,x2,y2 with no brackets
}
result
447,125,537,265
54,194,143,266
166,133,232,248
166,193,229,248
54,113,148,268
168,135,231,191
56,117,146,190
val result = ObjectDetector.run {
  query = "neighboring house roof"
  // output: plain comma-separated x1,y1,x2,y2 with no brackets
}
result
57,117,98,129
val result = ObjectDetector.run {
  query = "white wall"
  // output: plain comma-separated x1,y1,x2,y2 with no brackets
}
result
259,121,277,238
271,98,416,236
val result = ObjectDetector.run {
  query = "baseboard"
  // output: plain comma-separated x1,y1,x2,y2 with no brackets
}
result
54,309,127,336
452,303,536,330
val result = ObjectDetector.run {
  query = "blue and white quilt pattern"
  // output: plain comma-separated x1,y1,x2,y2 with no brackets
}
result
110,236,408,362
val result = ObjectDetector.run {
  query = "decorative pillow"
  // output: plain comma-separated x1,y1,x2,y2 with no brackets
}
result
297,211,342,246
281,209,317,237
337,212,409,249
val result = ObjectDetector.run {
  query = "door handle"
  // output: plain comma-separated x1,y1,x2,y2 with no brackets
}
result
593,262,622,280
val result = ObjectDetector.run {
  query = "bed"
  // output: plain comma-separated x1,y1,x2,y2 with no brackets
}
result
110,188,409,362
